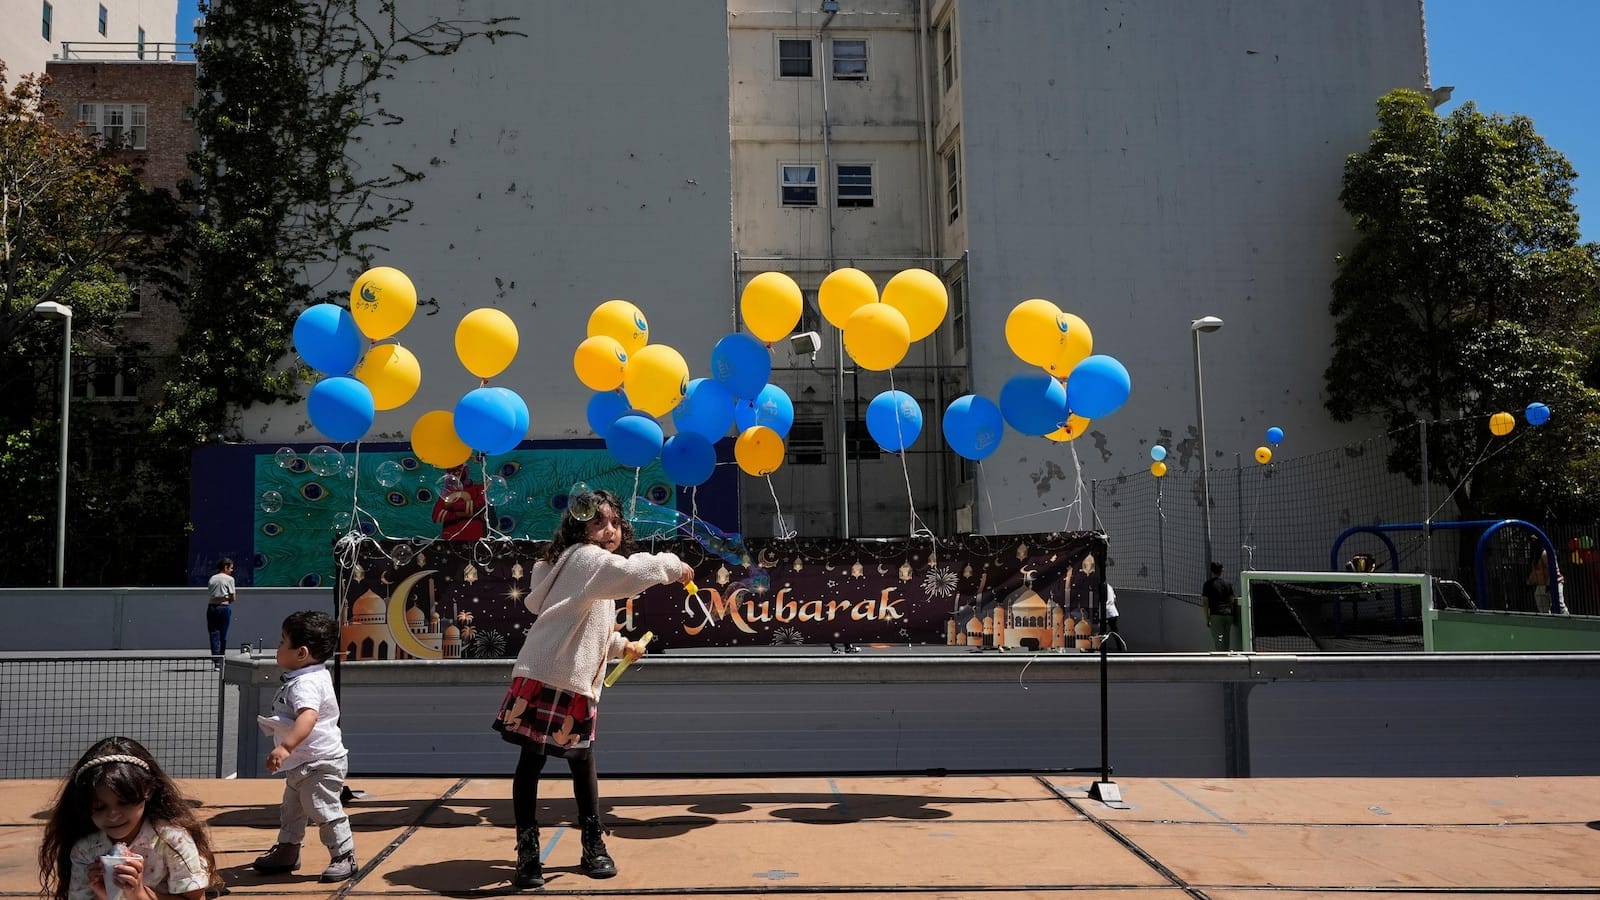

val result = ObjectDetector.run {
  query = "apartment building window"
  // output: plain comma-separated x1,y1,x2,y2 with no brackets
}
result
77,103,147,149
836,163,874,208
846,420,880,461
940,21,957,92
949,272,966,352
781,164,818,207
42,2,52,40
788,420,826,465
137,26,146,59
831,39,867,80
73,355,141,401
97,4,107,35
944,145,961,223
778,38,813,77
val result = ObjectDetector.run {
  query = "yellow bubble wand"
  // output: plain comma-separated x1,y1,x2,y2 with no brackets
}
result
603,631,654,687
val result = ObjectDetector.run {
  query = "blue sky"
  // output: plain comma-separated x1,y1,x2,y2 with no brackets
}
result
174,1,1596,240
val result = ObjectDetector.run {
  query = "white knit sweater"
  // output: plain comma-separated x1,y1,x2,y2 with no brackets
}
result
509,542,683,699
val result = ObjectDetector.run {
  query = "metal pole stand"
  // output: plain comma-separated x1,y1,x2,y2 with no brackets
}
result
1087,580,1130,809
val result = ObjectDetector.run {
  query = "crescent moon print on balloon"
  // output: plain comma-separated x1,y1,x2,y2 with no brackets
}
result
386,569,443,660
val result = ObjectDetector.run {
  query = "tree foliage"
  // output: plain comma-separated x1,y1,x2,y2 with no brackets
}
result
150,0,519,445
1326,89,1600,520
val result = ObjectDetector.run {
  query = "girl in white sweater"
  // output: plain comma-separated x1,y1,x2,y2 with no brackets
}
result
493,488,692,888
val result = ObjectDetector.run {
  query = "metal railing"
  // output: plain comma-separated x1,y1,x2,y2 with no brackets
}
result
59,42,196,62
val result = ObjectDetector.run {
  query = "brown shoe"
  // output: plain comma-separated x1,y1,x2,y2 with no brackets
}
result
251,843,300,874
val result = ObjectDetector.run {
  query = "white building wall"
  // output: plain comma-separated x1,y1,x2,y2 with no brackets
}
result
952,0,1427,541
237,0,733,445
2,0,177,81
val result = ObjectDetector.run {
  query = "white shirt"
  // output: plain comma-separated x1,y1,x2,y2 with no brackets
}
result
207,571,235,602
1104,584,1119,618
269,663,346,770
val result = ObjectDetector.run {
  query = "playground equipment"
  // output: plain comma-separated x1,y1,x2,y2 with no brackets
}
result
1329,519,1564,613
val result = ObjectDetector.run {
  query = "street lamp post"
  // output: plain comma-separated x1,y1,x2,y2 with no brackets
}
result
1190,316,1223,571
34,301,72,588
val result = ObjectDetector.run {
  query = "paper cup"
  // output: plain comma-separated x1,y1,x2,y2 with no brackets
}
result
99,854,139,900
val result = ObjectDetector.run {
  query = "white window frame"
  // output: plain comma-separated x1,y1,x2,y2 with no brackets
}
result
944,144,961,223
77,102,148,150
940,21,957,92
830,38,867,81
949,272,966,352
835,162,874,208
73,355,140,402
780,163,818,207
777,37,814,78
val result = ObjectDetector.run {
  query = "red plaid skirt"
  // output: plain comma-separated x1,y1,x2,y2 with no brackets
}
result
492,676,597,759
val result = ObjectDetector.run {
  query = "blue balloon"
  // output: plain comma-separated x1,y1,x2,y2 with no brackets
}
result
306,375,374,443
672,378,736,440
733,384,795,438
999,373,1070,436
587,390,632,437
454,387,522,454
293,304,363,375
1266,426,1285,445
489,387,530,452
1066,355,1132,419
710,332,772,400
942,395,1004,461
1525,403,1551,426
1150,444,1168,462
606,411,664,468
867,390,923,452
661,432,717,486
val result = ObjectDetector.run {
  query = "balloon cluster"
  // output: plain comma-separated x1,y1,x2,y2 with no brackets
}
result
943,297,1131,465
294,267,421,443
1255,425,1284,466
1489,402,1552,436
581,267,951,478
1149,443,1168,478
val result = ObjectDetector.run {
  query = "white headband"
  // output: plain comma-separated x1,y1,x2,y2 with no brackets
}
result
75,754,151,780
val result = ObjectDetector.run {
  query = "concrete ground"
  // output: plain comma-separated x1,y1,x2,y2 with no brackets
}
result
3,774,1598,897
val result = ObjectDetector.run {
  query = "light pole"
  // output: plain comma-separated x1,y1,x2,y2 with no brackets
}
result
1190,316,1223,571
34,301,72,588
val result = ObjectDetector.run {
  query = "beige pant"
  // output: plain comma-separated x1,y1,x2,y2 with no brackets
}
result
278,756,352,855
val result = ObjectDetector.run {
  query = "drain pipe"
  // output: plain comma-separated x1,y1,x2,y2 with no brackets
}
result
818,0,849,538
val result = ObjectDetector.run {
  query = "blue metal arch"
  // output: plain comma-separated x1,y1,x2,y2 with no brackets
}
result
1329,520,1562,611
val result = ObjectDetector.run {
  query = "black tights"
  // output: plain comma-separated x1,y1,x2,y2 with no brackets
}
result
513,747,600,831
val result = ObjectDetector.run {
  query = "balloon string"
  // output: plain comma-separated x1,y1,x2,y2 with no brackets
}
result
887,371,935,540
765,475,796,539
979,460,998,535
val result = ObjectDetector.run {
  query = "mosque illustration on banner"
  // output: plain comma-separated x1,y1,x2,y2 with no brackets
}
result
945,566,1098,651
339,569,462,661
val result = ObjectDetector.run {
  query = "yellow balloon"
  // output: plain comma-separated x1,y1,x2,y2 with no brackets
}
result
588,299,649,355
1489,412,1515,436
741,271,803,343
1255,446,1273,464
882,268,948,342
622,344,690,417
843,303,911,371
350,266,417,340
1151,461,1168,478
735,425,785,476
411,410,470,469
353,343,421,411
455,308,519,379
819,267,878,330
1045,414,1092,442
1005,298,1068,367
1044,313,1094,377
573,335,628,391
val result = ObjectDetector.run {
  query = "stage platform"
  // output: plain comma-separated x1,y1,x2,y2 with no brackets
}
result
2,774,1598,896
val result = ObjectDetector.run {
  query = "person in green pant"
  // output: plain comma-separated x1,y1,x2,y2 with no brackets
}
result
1202,561,1239,651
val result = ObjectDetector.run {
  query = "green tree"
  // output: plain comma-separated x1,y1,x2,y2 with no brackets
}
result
1326,88,1600,521
0,64,182,585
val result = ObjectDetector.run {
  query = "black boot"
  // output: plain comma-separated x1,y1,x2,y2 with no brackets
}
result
514,826,544,888
578,815,617,878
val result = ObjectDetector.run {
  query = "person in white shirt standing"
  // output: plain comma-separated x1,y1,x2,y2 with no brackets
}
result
252,611,357,883
205,558,236,670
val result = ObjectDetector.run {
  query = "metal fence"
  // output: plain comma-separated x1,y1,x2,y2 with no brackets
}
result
0,655,227,779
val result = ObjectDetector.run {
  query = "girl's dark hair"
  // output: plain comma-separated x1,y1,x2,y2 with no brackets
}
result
39,737,220,900
543,489,634,563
